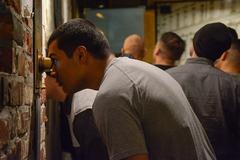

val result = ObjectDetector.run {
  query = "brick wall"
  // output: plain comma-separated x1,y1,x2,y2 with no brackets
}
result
0,0,45,159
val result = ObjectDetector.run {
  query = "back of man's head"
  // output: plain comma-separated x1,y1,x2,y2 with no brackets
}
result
47,18,111,59
193,22,232,61
159,32,185,61
121,34,145,60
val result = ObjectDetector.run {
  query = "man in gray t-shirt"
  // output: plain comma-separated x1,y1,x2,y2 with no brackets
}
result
47,18,215,160
93,57,215,160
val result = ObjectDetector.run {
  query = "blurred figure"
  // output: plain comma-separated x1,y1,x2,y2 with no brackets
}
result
121,34,145,60
215,27,240,80
45,75,109,160
215,39,240,79
153,32,185,70
167,22,240,160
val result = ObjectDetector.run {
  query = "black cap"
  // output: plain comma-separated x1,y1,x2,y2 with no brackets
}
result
193,22,232,61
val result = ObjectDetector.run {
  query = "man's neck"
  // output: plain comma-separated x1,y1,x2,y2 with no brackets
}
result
154,56,175,66
220,63,240,75
86,54,115,90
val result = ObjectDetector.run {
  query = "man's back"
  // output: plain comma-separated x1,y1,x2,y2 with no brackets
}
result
93,57,215,160
167,57,240,160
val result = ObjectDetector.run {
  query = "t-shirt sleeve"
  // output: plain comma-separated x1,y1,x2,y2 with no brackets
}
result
92,87,147,160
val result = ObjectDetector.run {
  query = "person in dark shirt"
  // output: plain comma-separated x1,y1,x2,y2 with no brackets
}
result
167,22,240,160
153,32,185,70
215,39,240,80
215,27,240,80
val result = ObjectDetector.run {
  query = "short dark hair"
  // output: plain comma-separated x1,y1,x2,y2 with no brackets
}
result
228,27,238,41
193,22,231,61
47,18,111,59
160,32,185,60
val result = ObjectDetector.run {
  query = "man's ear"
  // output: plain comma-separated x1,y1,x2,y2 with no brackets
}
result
220,51,228,61
153,47,160,56
121,48,124,54
73,46,88,64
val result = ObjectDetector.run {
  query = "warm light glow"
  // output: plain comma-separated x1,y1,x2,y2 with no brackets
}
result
96,12,104,19
99,4,104,8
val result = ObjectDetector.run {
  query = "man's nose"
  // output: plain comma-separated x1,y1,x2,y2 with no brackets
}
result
49,70,57,78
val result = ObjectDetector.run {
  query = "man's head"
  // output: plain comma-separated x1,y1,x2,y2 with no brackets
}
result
121,34,145,60
153,32,185,65
215,39,240,74
193,22,232,61
47,18,110,59
47,18,111,94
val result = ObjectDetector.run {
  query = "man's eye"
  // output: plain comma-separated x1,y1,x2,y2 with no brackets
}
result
51,58,58,66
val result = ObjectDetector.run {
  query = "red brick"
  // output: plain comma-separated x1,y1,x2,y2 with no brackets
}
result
15,138,21,160
9,81,24,106
0,22,13,41
24,54,33,78
12,15,23,46
0,120,10,147
2,77,9,106
27,57,33,74
0,13,13,41
6,141,17,160
17,106,30,135
5,0,21,14
14,135,30,160
23,31,32,54
0,153,7,160
23,85,33,105
0,109,11,150
9,108,17,139
17,49,25,76
20,134,30,159
0,1,12,23
0,47,13,73
0,76,3,107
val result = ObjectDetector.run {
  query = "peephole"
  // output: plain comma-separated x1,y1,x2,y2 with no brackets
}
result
38,55,52,74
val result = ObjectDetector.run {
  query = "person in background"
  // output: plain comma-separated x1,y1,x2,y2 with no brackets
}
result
167,22,240,160
45,76,109,160
215,39,240,80
215,27,240,80
153,32,185,70
47,18,216,160
121,34,146,60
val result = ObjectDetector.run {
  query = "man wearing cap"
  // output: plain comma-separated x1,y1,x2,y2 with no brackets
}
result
167,22,240,160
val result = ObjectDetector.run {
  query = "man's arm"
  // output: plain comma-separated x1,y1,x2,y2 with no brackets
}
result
45,75,67,102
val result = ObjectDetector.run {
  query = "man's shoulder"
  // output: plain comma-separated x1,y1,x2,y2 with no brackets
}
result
166,64,190,76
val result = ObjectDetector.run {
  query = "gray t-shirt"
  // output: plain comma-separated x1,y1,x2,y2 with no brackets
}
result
93,57,216,160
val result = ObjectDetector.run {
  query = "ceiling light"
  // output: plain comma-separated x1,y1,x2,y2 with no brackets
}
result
96,12,104,19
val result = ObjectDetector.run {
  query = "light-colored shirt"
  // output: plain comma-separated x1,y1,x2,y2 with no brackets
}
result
68,89,98,147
